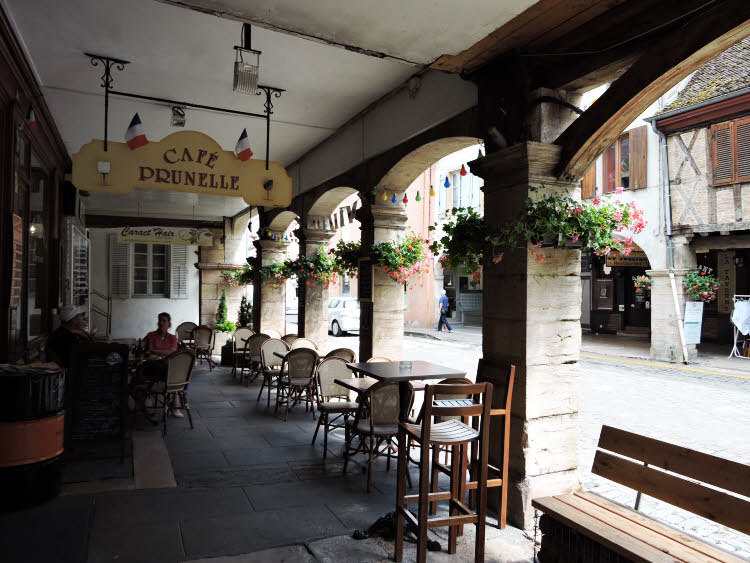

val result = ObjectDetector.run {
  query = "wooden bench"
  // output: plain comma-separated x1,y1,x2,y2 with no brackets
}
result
533,426,750,562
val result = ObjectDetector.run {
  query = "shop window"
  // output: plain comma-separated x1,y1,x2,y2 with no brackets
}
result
711,116,750,186
27,153,48,339
603,125,648,192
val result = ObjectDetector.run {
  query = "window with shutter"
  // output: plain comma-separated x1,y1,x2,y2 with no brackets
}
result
581,164,596,199
603,144,616,193
736,116,750,182
109,234,130,299
171,245,188,299
712,121,734,185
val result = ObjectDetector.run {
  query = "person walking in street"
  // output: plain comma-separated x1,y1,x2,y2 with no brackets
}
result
437,289,452,333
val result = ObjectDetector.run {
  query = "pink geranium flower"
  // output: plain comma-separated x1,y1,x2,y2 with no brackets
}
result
615,186,624,195
593,196,601,206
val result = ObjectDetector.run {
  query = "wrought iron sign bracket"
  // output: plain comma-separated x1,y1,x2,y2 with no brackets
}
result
85,53,130,152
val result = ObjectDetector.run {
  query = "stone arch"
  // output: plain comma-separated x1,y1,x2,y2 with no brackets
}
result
306,186,362,231
267,210,299,233
375,136,479,195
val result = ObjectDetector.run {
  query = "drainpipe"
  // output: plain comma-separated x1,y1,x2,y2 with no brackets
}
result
651,121,689,363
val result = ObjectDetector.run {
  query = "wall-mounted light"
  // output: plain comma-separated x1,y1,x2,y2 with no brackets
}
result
171,106,186,127
233,24,261,95
97,160,111,185
734,254,744,268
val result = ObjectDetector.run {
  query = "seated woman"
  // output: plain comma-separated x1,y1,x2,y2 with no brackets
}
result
134,312,183,418
48,304,94,369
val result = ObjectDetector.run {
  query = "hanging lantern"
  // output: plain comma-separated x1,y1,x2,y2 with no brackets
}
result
381,191,388,201
477,148,484,159
415,191,421,201
460,164,467,176
429,185,435,197
391,193,398,204
402,193,408,204
444,177,450,188
370,187,377,197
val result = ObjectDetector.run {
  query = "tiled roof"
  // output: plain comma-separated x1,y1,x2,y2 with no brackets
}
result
659,36,750,113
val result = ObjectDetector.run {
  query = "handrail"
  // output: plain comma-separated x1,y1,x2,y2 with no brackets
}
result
90,289,112,336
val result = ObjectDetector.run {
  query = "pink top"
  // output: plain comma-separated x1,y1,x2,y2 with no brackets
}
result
146,330,178,352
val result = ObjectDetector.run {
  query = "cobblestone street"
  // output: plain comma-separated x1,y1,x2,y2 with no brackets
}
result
337,332,750,557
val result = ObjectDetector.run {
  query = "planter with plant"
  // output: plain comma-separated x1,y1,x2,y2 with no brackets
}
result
237,294,252,328
372,232,432,287
683,269,721,303
291,245,339,288
214,289,237,365
330,240,361,278
221,266,254,287
429,187,646,269
632,275,652,293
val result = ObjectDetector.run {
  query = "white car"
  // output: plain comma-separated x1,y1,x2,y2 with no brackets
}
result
328,297,360,336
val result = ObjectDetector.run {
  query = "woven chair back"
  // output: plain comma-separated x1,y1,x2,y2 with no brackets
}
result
368,381,402,427
281,334,299,345
261,338,289,369
316,357,350,399
233,327,255,351
325,348,356,362
285,348,318,381
176,322,197,343
263,328,283,339
192,326,213,349
165,349,195,391
291,337,318,350
366,356,392,363
245,333,270,357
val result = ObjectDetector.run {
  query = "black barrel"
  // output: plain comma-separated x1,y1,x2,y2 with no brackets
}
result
0,366,65,510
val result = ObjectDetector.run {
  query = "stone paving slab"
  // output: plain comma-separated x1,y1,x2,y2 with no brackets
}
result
88,520,183,563
185,545,314,563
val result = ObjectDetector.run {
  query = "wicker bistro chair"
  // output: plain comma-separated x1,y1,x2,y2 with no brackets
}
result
343,381,414,493
263,328,283,339
152,349,196,435
231,327,255,378
281,334,299,345
176,321,197,347
395,382,493,563
291,337,318,350
275,348,319,421
324,348,356,363
311,358,359,457
190,325,215,369
258,338,290,406
239,333,270,384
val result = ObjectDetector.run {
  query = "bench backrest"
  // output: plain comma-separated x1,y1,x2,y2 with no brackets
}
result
593,426,750,535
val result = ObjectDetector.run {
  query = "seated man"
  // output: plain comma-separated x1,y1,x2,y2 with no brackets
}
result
48,304,93,369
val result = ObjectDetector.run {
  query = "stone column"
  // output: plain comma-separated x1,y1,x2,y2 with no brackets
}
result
254,239,289,334
298,227,336,347
470,142,582,530
358,204,408,361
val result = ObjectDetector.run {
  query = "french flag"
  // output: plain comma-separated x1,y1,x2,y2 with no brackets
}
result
234,129,253,161
26,104,37,132
125,113,148,150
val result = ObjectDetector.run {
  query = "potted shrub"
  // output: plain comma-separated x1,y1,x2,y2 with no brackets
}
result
215,289,237,366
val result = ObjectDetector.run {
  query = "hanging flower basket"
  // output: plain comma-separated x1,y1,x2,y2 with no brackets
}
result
372,232,432,288
632,275,652,293
683,269,721,303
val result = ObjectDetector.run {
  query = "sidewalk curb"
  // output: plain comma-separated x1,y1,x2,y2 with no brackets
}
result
405,330,443,341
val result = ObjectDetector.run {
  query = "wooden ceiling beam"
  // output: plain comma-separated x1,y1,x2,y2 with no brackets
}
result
555,0,750,181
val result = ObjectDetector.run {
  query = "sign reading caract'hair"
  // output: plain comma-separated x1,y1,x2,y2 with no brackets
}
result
71,130,292,207
118,226,213,246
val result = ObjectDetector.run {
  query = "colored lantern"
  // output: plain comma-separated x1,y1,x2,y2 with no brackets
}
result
460,164,467,176
477,148,484,159
381,191,388,201
429,185,435,197
415,191,421,201
370,188,377,196
402,193,408,204
391,193,397,204
444,177,450,188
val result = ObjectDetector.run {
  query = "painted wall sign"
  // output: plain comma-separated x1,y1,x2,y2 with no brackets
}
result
684,301,704,344
717,251,736,314
606,248,650,268
71,130,292,207
117,226,212,246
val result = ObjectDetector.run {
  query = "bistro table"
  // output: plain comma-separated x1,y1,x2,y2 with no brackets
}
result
345,360,466,421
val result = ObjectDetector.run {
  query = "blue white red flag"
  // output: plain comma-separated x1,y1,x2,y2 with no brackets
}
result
234,128,253,161
26,104,37,132
125,113,148,150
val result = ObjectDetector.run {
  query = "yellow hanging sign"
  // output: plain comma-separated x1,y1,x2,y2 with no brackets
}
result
71,130,292,207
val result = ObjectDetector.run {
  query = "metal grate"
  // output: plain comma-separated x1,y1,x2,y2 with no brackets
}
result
233,48,260,95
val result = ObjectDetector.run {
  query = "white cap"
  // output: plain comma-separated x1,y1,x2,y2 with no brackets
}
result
59,304,85,322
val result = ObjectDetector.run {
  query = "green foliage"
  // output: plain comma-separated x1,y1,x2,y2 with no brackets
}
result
221,266,253,287
683,269,721,302
429,207,486,276
291,245,338,287
216,288,228,325
215,321,237,334
237,295,252,327
372,232,432,286
330,240,361,277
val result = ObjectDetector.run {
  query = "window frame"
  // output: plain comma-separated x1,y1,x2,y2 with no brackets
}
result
131,243,169,298
604,133,629,193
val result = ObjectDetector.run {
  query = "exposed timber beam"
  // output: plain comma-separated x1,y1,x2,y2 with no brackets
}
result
555,0,750,181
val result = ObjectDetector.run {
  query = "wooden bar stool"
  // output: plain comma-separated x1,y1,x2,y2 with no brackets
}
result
395,382,493,563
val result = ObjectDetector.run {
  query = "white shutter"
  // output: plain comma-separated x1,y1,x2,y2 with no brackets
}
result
110,234,130,299
170,245,189,299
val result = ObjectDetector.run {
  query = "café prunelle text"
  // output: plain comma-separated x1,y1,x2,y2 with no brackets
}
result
138,147,240,191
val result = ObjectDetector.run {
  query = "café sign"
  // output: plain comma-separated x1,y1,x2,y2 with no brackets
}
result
71,130,292,207
118,226,213,246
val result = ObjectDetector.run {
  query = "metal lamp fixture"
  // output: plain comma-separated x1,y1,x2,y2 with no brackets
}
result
234,24,261,95
170,106,186,127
